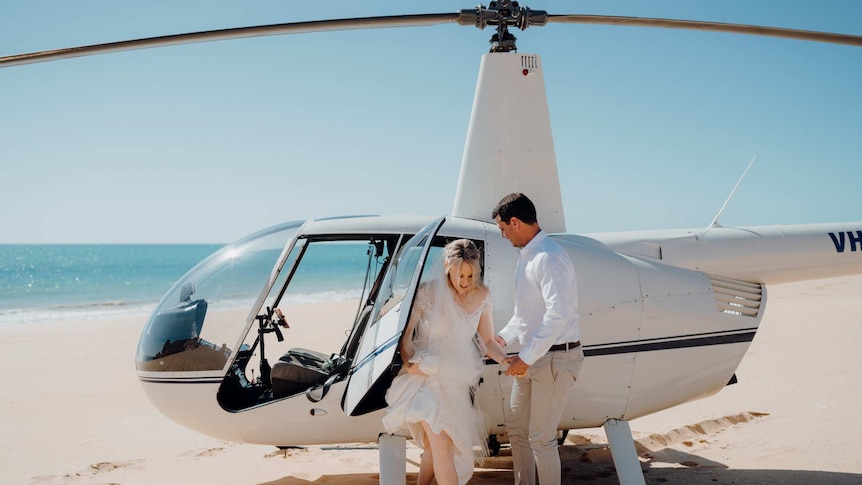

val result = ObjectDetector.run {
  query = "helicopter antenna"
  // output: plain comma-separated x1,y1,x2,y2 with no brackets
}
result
705,155,757,232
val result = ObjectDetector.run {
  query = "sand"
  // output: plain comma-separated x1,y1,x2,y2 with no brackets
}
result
1,275,861,484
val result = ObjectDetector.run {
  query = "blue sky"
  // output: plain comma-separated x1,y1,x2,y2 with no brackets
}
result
1,1,860,243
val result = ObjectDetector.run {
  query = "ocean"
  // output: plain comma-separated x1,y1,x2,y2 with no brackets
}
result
0,242,378,326
0,244,224,325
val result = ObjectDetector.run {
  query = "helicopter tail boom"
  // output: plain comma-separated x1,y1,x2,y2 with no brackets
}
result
587,222,862,285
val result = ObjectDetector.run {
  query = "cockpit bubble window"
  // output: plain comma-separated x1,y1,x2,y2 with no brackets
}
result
136,222,302,373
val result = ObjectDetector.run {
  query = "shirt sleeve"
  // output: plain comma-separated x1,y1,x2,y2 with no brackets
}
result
518,251,578,365
497,315,519,346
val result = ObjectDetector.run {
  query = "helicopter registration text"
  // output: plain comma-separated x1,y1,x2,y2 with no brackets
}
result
829,231,862,253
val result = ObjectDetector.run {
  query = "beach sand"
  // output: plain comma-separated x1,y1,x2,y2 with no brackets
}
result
2,275,861,484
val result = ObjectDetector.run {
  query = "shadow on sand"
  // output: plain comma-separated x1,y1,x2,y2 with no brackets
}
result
260,443,862,484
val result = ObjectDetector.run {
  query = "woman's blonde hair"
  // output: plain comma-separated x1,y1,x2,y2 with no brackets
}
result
443,239,482,291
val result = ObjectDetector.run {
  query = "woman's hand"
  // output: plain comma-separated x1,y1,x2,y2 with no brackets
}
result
404,361,427,376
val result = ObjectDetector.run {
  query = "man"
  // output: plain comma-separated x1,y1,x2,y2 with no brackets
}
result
492,192,583,485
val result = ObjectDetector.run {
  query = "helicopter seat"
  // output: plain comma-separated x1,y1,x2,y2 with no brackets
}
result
270,348,330,398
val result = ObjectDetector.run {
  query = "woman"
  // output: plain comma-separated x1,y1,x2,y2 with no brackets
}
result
383,239,508,485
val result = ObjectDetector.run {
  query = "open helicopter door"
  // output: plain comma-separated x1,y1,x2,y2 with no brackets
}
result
342,216,446,417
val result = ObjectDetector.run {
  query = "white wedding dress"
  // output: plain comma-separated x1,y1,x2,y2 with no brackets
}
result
382,282,491,484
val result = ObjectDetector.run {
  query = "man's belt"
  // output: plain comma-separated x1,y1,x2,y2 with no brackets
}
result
549,341,581,352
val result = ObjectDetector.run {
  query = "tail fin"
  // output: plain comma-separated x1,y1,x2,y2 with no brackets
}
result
452,52,566,233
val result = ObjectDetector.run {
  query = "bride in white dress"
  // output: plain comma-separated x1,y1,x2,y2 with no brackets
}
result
383,239,509,485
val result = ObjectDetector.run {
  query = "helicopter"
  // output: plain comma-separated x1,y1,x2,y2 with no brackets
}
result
3,3,861,484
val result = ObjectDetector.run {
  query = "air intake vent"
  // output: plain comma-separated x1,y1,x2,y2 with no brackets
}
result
708,275,762,318
521,55,538,69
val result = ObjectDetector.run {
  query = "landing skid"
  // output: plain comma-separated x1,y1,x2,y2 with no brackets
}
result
378,433,406,485
604,419,646,484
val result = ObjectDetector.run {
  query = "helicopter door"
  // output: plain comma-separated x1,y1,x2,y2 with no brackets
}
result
342,216,445,417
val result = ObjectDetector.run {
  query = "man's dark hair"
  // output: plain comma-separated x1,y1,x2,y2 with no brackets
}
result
491,192,538,225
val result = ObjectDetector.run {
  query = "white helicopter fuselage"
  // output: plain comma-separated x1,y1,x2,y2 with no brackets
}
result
137,214,862,446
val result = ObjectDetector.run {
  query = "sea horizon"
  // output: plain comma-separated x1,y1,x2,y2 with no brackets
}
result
0,243,368,325
0,243,223,325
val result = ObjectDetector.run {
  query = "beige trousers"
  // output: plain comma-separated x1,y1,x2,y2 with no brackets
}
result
507,347,584,485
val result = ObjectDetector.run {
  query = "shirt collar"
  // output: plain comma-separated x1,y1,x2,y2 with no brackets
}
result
520,229,547,253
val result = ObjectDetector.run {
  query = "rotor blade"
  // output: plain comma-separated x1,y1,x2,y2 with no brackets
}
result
547,14,862,47
0,13,460,68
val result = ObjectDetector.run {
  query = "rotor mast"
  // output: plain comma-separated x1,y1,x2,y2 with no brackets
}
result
456,1,548,52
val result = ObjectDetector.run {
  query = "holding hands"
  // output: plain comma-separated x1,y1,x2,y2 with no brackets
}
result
504,355,529,378
496,335,529,378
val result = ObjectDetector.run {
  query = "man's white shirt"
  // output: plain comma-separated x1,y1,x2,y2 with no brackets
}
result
498,230,580,365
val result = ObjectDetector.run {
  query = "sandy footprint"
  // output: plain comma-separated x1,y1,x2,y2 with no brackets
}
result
265,446,309,459
194,447,226,457
42,458,146,482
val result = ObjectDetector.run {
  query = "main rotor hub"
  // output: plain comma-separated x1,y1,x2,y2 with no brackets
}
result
457,1,548,52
